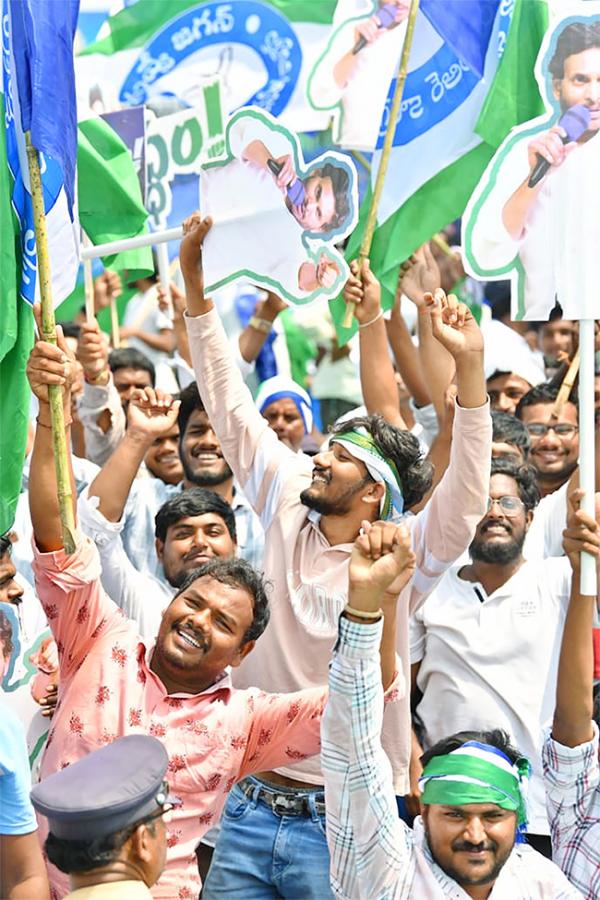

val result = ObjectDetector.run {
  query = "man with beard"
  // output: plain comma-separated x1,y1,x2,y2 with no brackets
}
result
410,459,574,857
180,214,491,898
85,382,264,583
515,382,579,499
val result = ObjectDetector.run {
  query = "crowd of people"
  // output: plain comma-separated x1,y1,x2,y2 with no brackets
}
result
1,210,600,900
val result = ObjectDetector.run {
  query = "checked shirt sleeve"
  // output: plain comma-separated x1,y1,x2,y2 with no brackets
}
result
322,617,415,899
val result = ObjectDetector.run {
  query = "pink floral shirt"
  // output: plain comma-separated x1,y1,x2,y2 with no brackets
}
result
32,535,326,900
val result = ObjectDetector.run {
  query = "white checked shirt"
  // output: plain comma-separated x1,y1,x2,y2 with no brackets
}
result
322,617,583,900
543,725,600,899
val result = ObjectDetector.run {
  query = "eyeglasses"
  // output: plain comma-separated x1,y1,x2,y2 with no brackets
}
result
525,422,578,438
486,496,525,517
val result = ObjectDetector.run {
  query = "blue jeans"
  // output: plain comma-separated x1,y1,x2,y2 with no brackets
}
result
202,777,334,899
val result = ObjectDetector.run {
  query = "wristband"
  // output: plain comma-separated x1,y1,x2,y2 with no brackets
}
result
344,604,383,620
84,368,109,385
36,416,73,429
248,316,273,334
358,310,383,330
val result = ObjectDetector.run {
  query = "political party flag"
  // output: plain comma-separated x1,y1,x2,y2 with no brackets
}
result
0,87,33,534
331,0,549,342
76,0,336,133
77,116,154,279
4,0,80,305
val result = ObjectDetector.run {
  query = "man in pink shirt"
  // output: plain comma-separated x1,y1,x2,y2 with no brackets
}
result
179,215,492,898
25,330,402,899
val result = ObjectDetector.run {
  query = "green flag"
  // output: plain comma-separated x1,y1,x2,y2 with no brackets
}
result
77,117,153,280
330,0,549,344
0,93,33,535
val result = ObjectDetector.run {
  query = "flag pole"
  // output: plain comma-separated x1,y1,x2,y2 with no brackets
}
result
82,233,95,323
25,133,76,554
578,319,597,596
343,0,421,328
550,348,579,420
110,297,121,348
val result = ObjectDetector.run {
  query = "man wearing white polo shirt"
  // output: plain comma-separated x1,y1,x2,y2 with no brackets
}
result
410,458,573,857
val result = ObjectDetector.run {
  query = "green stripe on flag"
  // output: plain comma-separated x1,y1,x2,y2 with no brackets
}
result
0,94,33,534
81,0,336,56
78,117,153,280
331,0,548,344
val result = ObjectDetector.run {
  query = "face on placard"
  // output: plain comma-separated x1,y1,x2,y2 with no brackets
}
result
156,514,236,589
486,374,531,416
519,402,579,481
300,441,378,517
423,803,517,890
261,398,305,451
153,574,254,689
179,410,233,488
553,47,600,131
469,474,532,565
144,426,183,486
293,174,337,232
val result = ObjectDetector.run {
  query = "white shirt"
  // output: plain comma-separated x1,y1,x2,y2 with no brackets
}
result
470,127,600,320
308,0,405,149
411,557,572,834
523,482,568,562
200,114,311,302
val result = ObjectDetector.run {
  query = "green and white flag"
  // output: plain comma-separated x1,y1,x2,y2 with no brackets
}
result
331,0,549,342
76,0,336,132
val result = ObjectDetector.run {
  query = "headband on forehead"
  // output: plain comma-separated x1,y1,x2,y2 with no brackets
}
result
332,428,404,520
255,376,313,434
418,741,531,832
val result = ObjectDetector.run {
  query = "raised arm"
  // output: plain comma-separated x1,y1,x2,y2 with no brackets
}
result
552,490,600,748
76,318,126,467
238,289,287,364
323,521,417,899
386,285,430,411
343,258,406,429
26,326,77,552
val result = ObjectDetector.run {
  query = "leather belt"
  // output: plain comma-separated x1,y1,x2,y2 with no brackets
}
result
238,777,326,818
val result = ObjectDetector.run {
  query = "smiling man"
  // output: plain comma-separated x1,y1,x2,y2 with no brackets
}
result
410,459,577,857
515,382,579,498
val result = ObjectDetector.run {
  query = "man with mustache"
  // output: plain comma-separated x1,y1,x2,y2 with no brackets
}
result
410,459,575,857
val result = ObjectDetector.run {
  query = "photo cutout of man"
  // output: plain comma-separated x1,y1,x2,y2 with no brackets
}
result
199,108,356,305
308,0,410,148
465,7,600,321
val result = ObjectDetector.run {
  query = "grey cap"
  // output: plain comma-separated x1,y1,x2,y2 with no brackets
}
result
31,735,180,840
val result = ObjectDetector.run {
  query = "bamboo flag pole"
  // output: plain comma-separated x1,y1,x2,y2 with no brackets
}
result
83,233,95,323
343,0,421,328
25,133,76,554
551,348,580,420
110,295,121,349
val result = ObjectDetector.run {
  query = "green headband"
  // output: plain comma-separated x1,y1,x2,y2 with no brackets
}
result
419,749,530,827
333,430,404,520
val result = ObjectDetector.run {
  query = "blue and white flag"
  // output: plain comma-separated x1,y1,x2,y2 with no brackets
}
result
3,0,80,305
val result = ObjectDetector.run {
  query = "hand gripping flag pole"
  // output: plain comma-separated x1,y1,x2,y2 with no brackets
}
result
343,0,421,328
26,133,77,555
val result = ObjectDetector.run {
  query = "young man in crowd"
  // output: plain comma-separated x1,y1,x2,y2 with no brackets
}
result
543,490,600,898
25,325,403,899
180,213,491,897
86,380,264,580
322,489,594,898
410,459,574,855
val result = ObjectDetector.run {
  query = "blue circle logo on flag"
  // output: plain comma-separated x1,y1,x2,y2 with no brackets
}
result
119,1,302,117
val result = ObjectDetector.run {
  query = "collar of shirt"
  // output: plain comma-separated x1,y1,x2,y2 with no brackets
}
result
140,641,233,699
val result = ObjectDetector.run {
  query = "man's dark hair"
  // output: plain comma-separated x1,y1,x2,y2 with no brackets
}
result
491,411,531,459
57,321,81,341
314,163,351,232
108,348,156,387
173,558,270,646
155,489,237,544
0,532,12,559
421,729,522,769
515,381,578,420
0,609,14,658
45,817,157,874
331,414,433,510
490,457,540,513
549,21,600,80
177,381,206,438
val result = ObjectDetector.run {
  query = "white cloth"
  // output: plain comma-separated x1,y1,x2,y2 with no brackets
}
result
77,376,126,468
410,557,572,835
523,482,568,562
471,128,600,320
482,319,545,384
308,0,406,149
200,115,311,301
